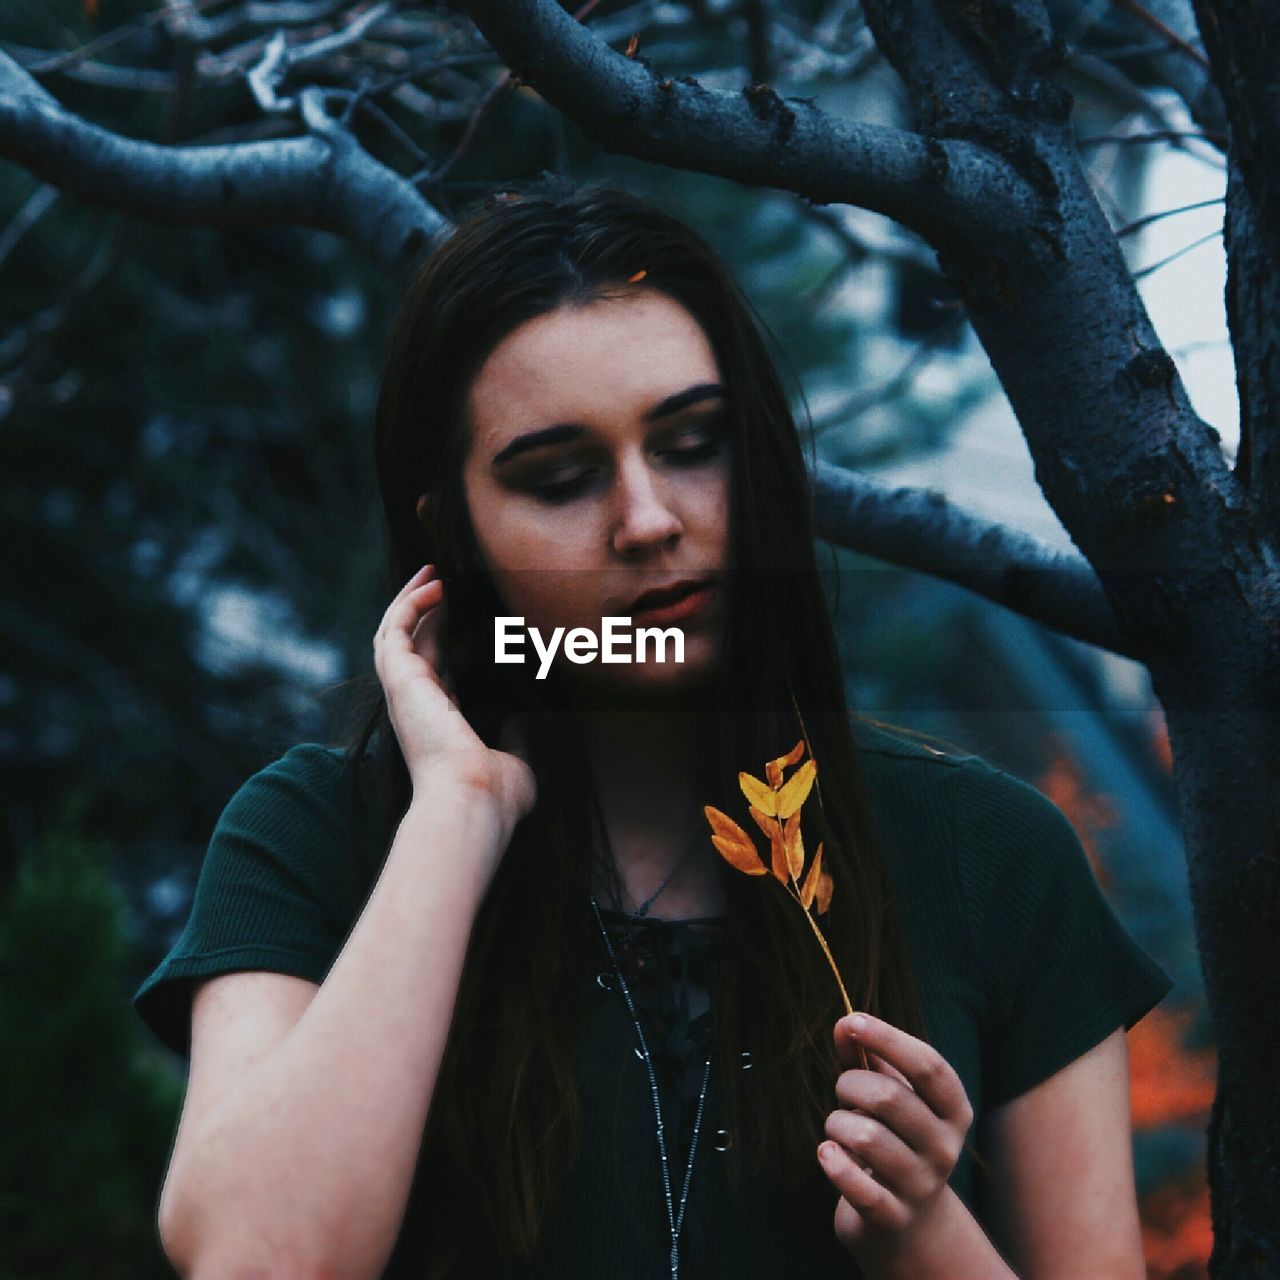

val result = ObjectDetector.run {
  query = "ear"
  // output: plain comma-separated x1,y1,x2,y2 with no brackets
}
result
415,492,438,535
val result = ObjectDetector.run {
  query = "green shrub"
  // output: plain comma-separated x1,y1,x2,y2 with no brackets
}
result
0,806,183,1280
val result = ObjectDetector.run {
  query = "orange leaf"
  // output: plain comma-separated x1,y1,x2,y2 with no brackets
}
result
705,803,750,840
765,738,806,788
815,846,833,915
711,834,768,876
783,811,805,882
775,757,816,819
738,770,778,815
748,806,789,884
799,840,823,910
705,806,767,876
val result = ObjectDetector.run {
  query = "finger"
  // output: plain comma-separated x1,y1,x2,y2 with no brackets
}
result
393,563,436,605
376,579,445,680
836,1014,971,1127
818,1141,910,1234
834,1067,943,1159
832,1193,866,1251
381,578,444,655
824,1109,935,1202
409,588,455,701
381,570,441,636
868,1049,913,1090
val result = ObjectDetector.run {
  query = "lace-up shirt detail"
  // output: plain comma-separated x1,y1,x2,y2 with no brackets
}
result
593,907,728,1279
597,907,727,1175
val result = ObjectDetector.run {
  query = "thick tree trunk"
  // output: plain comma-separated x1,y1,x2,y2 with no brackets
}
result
856,3,1280,1274
1155,674,1280,1277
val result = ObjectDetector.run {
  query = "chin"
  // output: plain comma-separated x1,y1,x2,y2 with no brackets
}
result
570,649,720,700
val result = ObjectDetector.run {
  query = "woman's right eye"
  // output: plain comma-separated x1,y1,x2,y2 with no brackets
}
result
529,472,592,504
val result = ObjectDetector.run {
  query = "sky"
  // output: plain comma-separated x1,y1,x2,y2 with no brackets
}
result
854,100,1232,558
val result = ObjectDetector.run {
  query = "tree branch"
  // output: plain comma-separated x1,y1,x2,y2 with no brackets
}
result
0,50,445,265
457,0,1039,251
808,460,1131,659
1187,0,1280,548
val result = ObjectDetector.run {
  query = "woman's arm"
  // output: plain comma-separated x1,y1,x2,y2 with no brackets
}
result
157,765,510,1280
978,1027,1147,1280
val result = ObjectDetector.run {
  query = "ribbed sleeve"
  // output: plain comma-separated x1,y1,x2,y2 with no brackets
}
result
951,754,1174,1109
132,743,359,1060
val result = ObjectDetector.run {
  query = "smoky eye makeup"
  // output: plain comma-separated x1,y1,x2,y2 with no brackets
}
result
502,406,732,504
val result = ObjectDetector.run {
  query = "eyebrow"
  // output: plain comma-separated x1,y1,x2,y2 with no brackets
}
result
490,382,728,468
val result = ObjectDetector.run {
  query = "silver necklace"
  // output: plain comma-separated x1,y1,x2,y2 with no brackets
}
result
613,826,704,922
586,901,711,1280
588,829,714,1279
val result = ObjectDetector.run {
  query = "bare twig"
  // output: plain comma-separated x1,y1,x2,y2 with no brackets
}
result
0,181,58,276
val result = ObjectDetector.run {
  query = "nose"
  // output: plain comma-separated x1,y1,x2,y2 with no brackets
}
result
610,456,683,558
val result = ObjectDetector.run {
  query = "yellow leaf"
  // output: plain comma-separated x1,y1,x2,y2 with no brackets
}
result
783,810,805,882
799,839,823,910
738,770,777,815
775,757,816,819
765,738,806,788
748,806,789,884
704,806,767,876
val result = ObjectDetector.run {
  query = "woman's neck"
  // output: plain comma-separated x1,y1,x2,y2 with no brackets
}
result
574,699,727,919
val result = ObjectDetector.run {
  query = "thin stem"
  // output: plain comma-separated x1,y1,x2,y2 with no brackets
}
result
784,881,871,1071
783,878,990,1178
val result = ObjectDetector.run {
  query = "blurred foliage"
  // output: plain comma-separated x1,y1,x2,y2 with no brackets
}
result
0,800,183,1280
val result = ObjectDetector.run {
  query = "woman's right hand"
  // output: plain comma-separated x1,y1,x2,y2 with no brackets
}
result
373,564,537,831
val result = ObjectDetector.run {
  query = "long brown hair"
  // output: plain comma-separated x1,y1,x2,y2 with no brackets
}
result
333,176,928,1272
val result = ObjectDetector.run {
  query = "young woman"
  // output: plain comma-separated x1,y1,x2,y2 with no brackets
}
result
135,179,1172,1280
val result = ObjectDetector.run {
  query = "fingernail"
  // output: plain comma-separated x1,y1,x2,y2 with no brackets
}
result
848,1013,869,1035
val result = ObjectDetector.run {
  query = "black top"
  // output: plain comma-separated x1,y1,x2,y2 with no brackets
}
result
133,720,1174,1277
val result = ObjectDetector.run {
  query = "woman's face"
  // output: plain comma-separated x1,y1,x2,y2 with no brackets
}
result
460,287,731,693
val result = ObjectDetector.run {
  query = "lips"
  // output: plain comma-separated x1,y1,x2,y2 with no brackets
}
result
627,577,715,613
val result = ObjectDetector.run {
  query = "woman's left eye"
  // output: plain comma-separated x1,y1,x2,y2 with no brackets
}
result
665,440,727,465
660,434,723,464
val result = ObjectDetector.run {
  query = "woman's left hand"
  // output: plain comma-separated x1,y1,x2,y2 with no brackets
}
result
819,1012,976,1276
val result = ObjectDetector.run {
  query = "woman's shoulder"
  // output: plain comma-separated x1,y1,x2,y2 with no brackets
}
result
850,717,971,769
852,721,1126,966
849,717,973,819
233,739,376,812
850,717,1062,825
849,718,1099,916
199,739,381,898
250,739,357,780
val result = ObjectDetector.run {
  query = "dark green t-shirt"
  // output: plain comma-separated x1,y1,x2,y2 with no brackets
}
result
134,720,1173,1277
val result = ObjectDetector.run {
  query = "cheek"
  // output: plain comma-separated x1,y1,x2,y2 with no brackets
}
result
477,522,602,628
700,468,732,552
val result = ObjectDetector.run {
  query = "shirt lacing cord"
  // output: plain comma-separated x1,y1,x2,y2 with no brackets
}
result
599,909,731,1275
